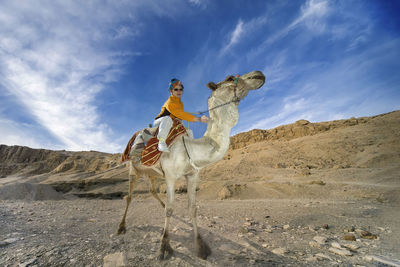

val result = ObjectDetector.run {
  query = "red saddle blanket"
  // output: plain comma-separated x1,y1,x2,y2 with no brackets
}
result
121,118,187,166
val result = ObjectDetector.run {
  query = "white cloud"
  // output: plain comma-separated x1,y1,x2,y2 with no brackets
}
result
220,16,268,56
292,0,330,30
220,19,244,55
0,1,148,152
188,0,208,9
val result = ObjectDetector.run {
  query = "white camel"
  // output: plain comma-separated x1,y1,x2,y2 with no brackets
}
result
117,70,265,260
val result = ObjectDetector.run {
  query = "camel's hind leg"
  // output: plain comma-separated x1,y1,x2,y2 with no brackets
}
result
117,173,138,235
149,177,165,208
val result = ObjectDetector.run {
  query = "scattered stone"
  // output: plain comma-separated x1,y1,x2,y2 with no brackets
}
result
305,256,317,262
343,243,359,251
272,247,288,256
364,255,400,266
329,247,352,256
19,257,38,267
217,186,232,200
313,236,327,245
103,252,127,267
343,233,356,241
0,238,19,247
331,242,342,249
244,221,253,227
309,241,321,248
283,224,291,230
315,253,332,261
360,230,377,239
309,180,325,185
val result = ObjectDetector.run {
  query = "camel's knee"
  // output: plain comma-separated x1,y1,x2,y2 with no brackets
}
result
124,195,132,204
165,208,173,217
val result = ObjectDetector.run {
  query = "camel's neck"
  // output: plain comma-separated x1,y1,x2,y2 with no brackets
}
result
185,102,237,168
202,119,231,154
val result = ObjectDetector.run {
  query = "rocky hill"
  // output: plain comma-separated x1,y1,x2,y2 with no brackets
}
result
1,110,399,202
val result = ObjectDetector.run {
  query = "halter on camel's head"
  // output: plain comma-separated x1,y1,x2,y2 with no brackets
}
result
205,71,265,111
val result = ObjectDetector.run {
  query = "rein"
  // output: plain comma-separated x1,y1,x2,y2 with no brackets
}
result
193,76,240,115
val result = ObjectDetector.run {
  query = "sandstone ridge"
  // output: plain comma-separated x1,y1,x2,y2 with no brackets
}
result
0,110,399,201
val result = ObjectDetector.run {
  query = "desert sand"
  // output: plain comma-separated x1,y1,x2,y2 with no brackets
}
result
1,110,399,266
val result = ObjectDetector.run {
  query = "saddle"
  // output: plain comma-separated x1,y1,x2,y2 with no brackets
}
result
121,118,187,166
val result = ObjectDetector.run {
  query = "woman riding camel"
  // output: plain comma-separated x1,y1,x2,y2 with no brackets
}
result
154,78,209,152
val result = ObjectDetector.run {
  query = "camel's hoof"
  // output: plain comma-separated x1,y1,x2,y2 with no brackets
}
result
117,225,126,235
158,242,174,260
197,235,212,260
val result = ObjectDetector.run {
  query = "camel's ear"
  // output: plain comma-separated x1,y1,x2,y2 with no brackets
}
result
225,75,235,82
207,82,217,91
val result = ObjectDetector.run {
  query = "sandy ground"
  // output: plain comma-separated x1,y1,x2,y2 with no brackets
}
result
1,111,399,266
1,193,399,267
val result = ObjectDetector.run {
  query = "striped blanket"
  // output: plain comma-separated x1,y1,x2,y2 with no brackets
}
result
121,118,187,166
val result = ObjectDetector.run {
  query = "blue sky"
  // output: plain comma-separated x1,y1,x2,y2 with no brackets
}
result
1,0,399,153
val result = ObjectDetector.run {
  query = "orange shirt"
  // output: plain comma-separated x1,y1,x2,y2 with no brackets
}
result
156,95,196,122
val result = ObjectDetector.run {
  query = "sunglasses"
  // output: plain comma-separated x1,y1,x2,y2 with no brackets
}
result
173,88,183,91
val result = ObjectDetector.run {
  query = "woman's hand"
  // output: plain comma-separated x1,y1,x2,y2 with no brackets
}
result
197,115,209,123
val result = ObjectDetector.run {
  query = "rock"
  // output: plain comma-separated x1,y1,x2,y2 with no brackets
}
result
315,253,333,261
343,244,359,251
0,237,19,247
329,247,353,256
19,258,38,267
283,224,291,230
322,224,329,230
309,180,326,185
313,236,327,245
364,255,400,266
296,119,310,125
343,233,356,241
331,242,342,249
103,252,127,267
309,241,321,248
359,230,377,239
272,247,288,255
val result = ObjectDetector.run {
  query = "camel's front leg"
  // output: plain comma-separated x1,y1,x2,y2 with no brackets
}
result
158,179,175,260
187,173,211,259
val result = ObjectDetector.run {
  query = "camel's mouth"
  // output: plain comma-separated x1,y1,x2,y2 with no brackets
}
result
241,71,265,90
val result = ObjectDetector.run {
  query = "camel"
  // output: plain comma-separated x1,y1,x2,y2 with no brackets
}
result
117,70,265,260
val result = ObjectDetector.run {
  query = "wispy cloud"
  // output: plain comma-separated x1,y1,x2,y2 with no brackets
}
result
220,16,268,56
236,35,400,134
0,1,185,152
0,2,136,151
220,19,244,55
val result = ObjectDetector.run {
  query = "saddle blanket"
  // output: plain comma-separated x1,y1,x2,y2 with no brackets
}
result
121,118,187,166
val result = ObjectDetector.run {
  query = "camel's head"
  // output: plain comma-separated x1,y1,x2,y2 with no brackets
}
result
206,71,265,127
206,70,265,102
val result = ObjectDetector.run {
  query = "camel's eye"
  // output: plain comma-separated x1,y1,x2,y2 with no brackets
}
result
225,75,235,82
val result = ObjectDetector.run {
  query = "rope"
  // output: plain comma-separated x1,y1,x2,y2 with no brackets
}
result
192,76,240,115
